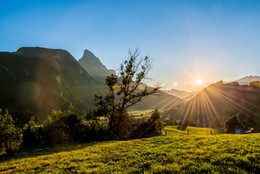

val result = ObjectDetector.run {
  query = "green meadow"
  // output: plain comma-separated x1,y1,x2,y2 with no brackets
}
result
1,134,259,173
129,110,154,118
163,126,223,136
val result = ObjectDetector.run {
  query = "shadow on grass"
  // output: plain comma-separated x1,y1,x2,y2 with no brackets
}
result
0,141,102,162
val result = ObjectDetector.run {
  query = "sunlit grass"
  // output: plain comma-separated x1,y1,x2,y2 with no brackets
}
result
129,110,154,117
163,126,222,136
1,134,259,173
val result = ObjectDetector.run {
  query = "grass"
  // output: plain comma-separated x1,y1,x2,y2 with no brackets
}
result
1,134,260,173
163,126,223,136
129,109,154,118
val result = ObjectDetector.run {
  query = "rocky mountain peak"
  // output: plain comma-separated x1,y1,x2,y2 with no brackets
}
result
79,49,114,84
83,49,96,58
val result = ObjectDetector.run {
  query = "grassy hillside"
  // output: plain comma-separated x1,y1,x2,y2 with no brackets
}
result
163,126,223,136
1,134,259,173
129,110,154,117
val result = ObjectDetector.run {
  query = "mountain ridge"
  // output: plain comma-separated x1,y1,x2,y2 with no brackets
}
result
78,49,115,85
182,81,260,129
235,75,260,85
0,47,98,122
166,88,198,101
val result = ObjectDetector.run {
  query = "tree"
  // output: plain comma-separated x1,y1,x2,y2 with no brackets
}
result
22,116,46,148
224,115,244,134
0,109,23,154
94,49,160,140
131,109,164,138
249,81,260,88
43,105,81,144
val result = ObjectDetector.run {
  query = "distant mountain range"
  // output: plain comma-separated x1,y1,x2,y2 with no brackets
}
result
235,75,260,85
166,88,199,101
182,80,260,130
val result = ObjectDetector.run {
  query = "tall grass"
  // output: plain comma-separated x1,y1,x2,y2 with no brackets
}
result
1,134,259,173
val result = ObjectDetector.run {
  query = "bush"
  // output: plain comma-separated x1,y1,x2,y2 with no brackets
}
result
224,115,244,134
22,116,47,148
131,109,163,138
0,109,23,154
43,109,81,145
76,120,108,142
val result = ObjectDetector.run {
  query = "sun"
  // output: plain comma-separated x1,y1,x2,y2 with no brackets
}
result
196,79,203,86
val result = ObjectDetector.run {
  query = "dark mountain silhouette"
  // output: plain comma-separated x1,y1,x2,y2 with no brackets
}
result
182,81,260,129
235,75,260,85
78,49,115,85
0,47,97,122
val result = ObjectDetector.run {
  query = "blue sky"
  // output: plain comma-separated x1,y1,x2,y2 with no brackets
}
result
1,0,260,91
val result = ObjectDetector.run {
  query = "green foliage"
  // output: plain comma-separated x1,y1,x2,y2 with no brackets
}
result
43,107,81,145
42,105,108,144
225,115,244,133
94,49,159,140
1,135,259,173
249,81,260,88
131,109,164,138
22,116,46,148
0,109,23,154
76,120,108,142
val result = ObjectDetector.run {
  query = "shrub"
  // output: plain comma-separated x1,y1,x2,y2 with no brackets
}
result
22,116,47,148
76,120,108,142
43,109,81,145
131,109,164,138
0,109,23,154
224,115,244,134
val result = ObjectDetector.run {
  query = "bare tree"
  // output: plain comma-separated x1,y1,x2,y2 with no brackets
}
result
94,49,160,140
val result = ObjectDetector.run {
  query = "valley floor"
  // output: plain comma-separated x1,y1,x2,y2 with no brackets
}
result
1,134,260,173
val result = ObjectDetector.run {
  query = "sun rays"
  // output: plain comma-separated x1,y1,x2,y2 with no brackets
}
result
179,83,256,128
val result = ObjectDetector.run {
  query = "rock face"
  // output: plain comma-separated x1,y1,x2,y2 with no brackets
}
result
0,47,97,121
78,49,115,85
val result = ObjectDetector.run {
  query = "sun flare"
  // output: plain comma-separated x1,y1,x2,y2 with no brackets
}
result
196,79,203,86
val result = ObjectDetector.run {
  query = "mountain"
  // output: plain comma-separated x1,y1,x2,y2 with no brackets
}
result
0,46,185,123
130,91,185,113
166,88,198,101
0,47,97,122
182,81,260,129
235,75,260,85
78,49,115,85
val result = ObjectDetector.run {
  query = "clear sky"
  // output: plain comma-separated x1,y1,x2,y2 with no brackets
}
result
1,0,260,91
